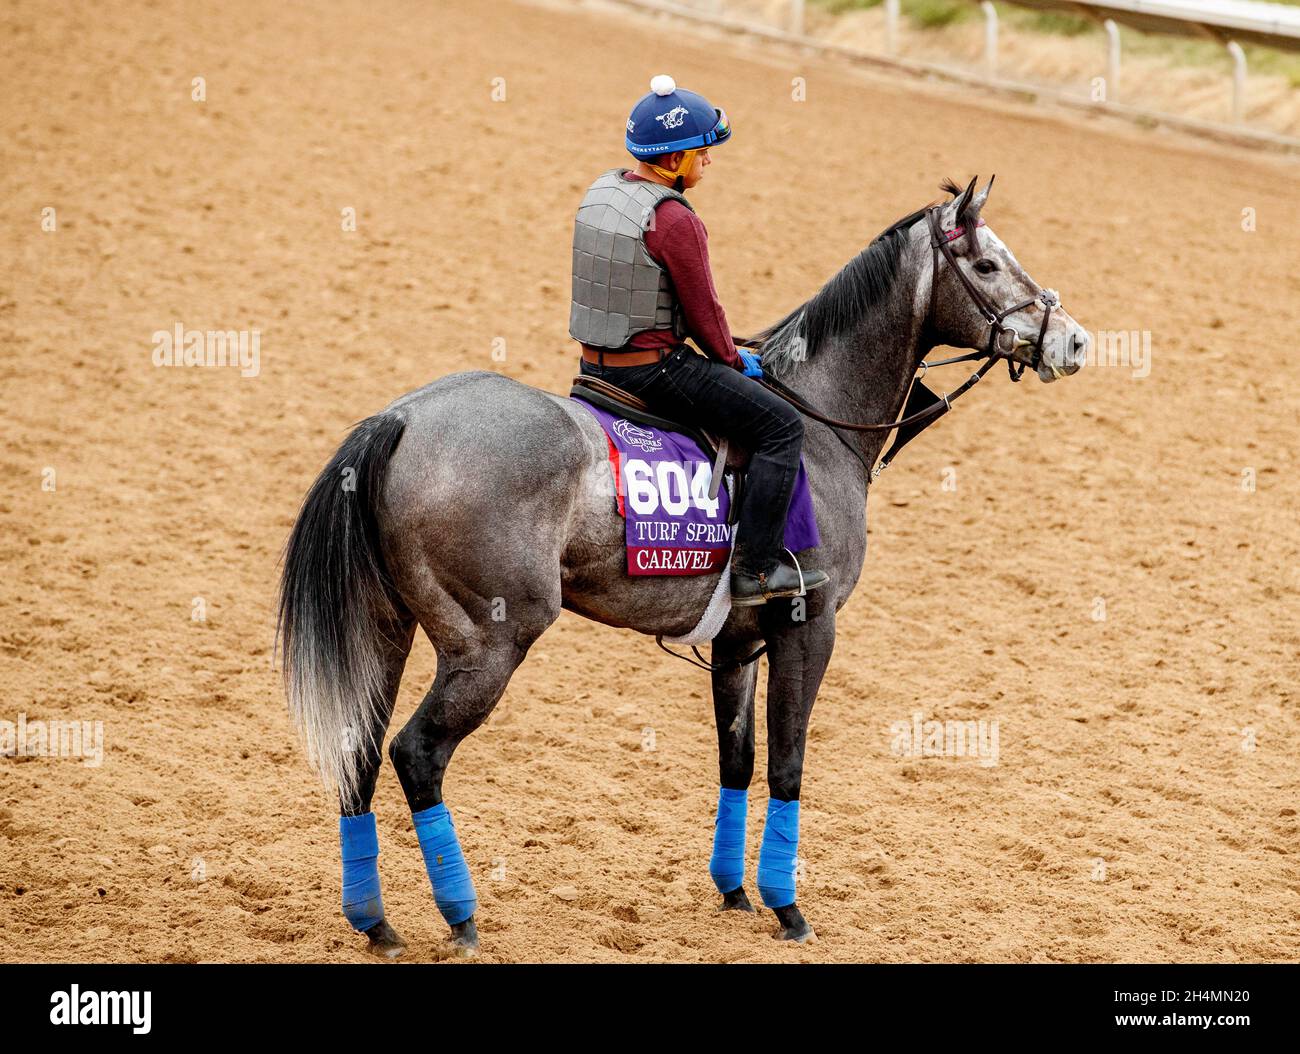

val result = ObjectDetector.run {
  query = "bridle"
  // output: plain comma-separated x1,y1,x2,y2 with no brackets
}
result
742,203,1063,478
923,206,1059,384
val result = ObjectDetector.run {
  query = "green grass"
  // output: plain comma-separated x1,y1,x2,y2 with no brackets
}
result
907,0,969,28
812,0,972,27
1016,11,1094,37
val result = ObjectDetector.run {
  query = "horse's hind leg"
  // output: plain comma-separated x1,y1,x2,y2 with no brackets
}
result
388,594,559,956
708,636,761,913
339,616,415,959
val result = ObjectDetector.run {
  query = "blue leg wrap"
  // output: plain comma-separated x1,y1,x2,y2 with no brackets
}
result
757,798,800,909
708,787,748,894
339,812,384,932
412,802,477,926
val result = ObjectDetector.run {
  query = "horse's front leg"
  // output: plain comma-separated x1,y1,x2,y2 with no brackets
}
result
707,635,762,913
757,598,835,943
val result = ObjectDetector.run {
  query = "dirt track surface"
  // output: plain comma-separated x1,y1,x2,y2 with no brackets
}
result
2,0,1298,963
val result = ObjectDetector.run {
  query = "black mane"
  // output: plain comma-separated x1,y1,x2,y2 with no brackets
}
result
756,186,958,374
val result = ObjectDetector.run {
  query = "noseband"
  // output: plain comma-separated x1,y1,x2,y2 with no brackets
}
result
924,206,1058,383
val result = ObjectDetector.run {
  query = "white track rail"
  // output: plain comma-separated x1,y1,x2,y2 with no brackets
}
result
1015,1,1300,51
594,0,1300,153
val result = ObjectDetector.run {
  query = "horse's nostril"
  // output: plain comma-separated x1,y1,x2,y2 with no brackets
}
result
1053,333,1087,376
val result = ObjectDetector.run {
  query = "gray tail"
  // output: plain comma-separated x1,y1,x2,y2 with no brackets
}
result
276,410,407,800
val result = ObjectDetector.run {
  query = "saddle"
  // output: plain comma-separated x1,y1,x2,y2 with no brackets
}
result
570,375,747,511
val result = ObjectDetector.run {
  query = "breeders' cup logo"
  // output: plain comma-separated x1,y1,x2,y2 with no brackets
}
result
614,418,663,452
626,117,635,133
655,105,688,131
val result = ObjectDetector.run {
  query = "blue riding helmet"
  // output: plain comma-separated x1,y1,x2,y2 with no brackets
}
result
625,74,732,158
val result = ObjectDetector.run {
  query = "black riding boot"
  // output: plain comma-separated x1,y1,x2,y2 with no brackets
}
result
730,557,829,607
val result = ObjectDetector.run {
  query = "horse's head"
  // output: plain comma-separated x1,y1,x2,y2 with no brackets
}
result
927,177,1088,383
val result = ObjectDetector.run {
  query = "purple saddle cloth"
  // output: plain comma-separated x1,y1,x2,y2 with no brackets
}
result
574,398,820,576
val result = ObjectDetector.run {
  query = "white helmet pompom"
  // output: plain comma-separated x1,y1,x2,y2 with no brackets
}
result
650,74,676,97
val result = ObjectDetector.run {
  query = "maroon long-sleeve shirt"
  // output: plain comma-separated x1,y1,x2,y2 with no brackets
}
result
581,171,740,369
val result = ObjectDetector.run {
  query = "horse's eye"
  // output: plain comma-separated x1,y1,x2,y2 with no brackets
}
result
974,259,998,275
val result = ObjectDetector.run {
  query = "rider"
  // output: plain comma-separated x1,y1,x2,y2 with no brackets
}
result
570,75,829,606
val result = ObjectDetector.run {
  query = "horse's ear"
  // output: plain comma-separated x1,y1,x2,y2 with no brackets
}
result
972,174,995,214
954,175,978,219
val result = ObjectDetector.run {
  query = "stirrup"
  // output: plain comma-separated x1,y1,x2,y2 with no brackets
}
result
783,548,807,595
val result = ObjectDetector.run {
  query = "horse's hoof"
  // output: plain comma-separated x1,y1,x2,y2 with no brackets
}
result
771,904,817,944
364,918,407,960
718,886,756,913
774,923,817,944
448,916,479,958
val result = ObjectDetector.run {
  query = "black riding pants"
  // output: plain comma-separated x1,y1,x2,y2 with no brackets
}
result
579,346,804,577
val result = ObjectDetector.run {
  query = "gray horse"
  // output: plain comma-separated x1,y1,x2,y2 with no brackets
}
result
278,177,1089,957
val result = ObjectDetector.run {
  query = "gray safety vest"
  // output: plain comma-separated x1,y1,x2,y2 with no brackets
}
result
569,169,695,349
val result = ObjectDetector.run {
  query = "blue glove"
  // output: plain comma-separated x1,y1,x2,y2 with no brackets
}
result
737,348,763,378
